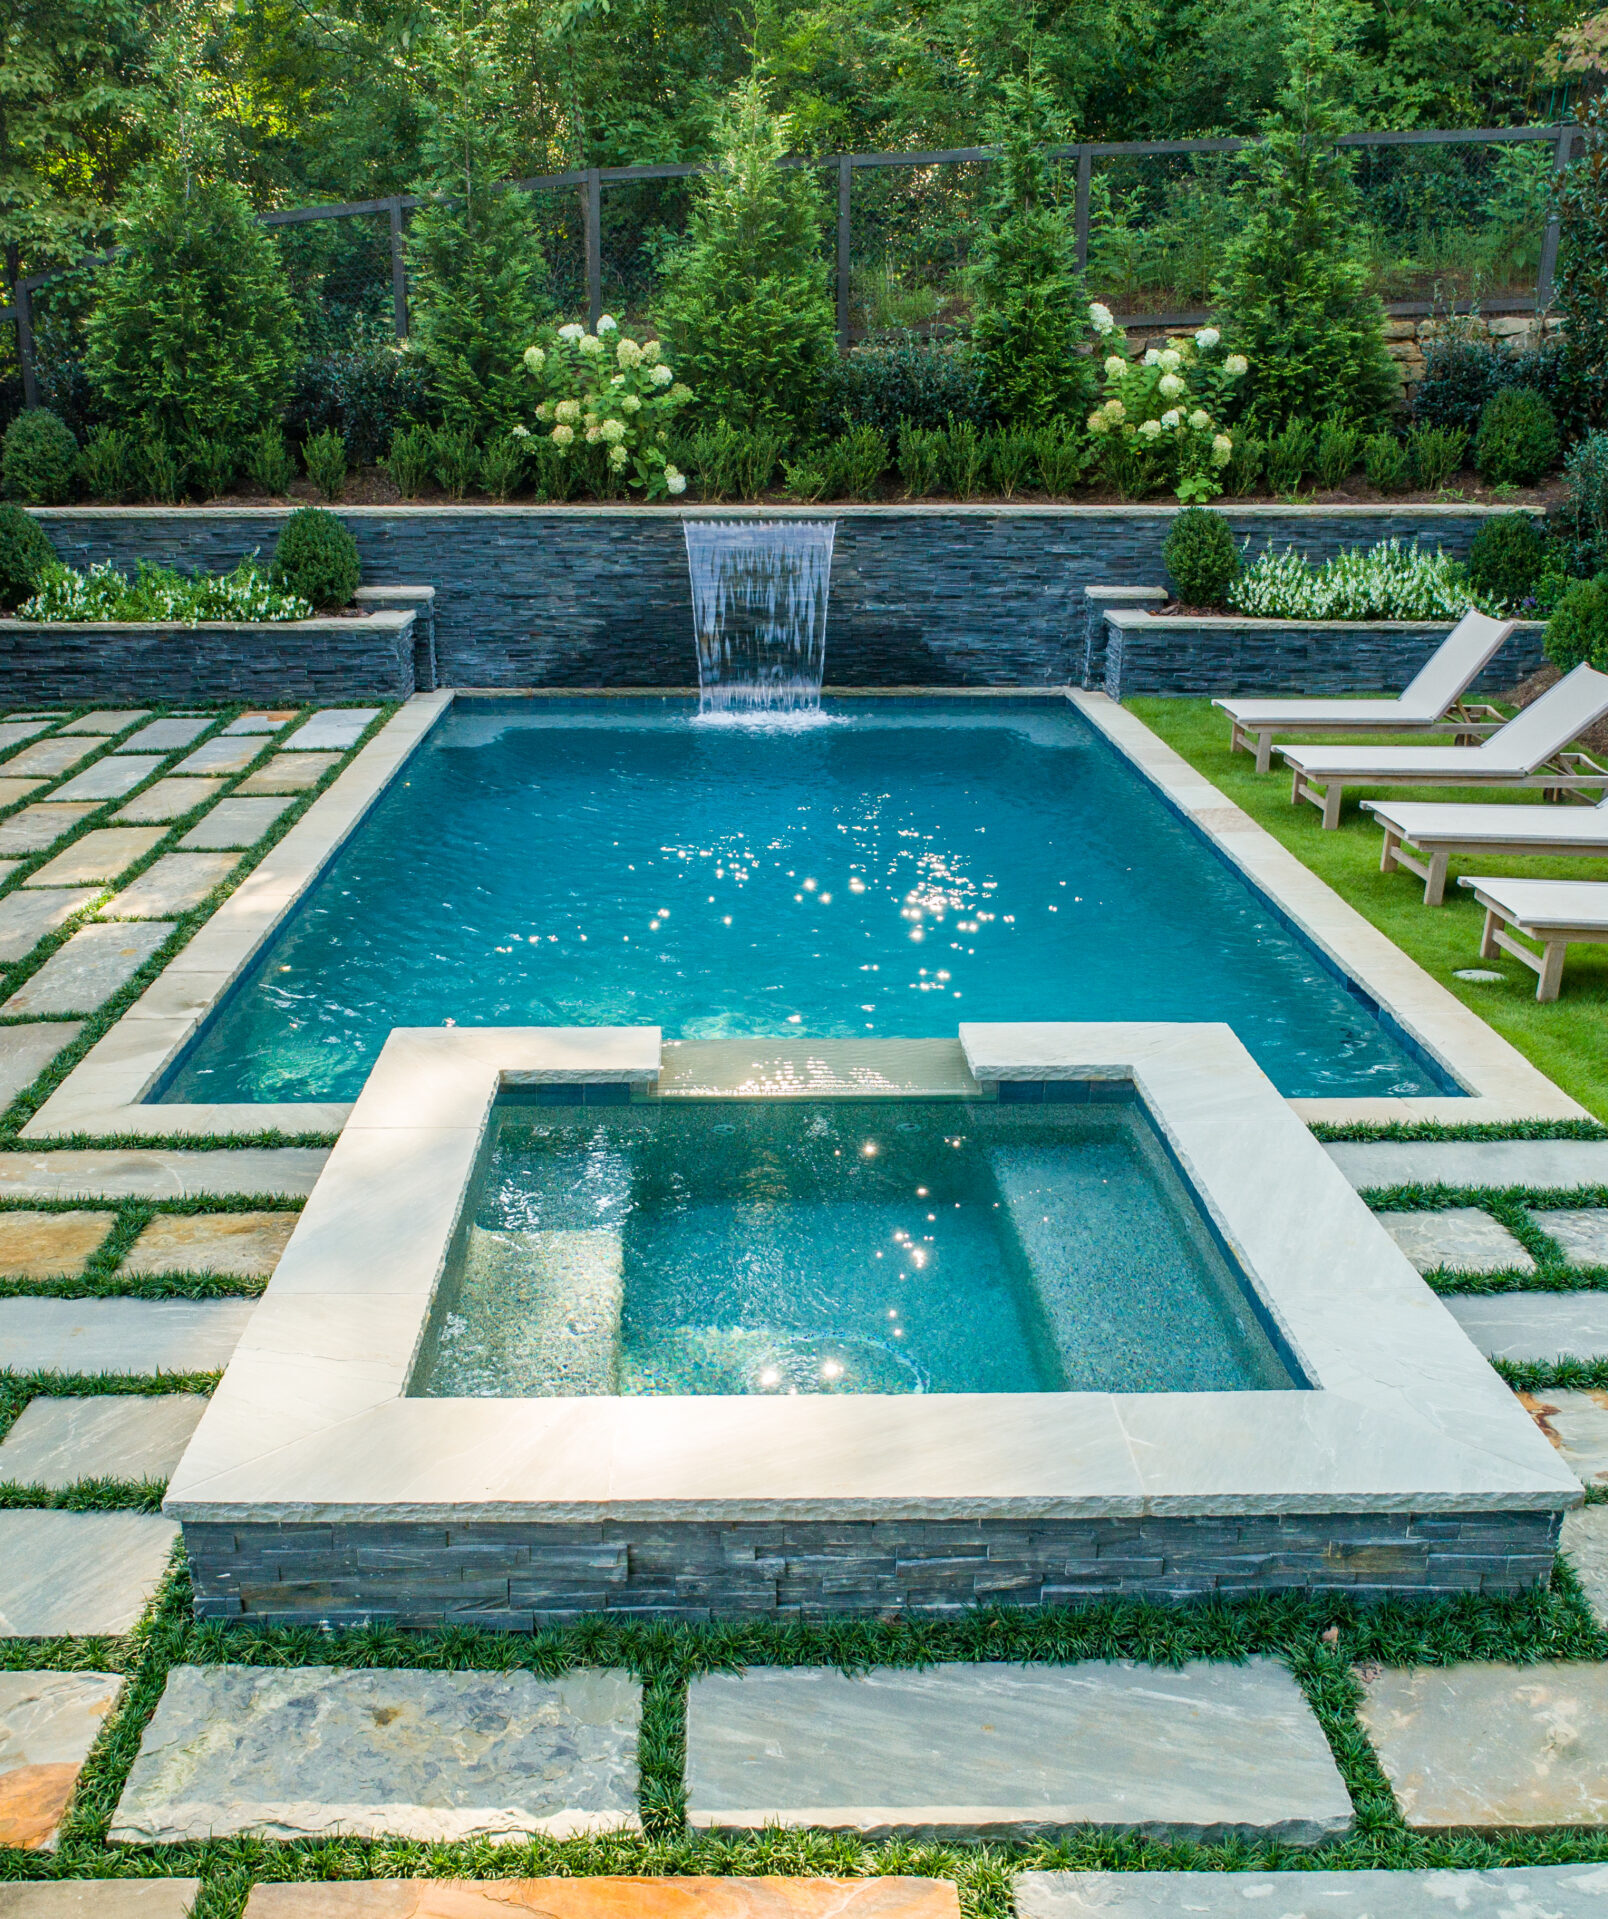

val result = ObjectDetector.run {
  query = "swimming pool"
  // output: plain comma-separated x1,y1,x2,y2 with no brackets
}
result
161,695,1444,1103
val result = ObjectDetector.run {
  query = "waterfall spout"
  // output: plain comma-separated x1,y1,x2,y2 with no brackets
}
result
684,519,837,717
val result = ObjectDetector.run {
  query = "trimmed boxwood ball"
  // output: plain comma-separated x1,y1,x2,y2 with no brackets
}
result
1,409,78,505
1474,387,1559,488
1544,574,1608,673
1467,512,1545,606
1162,507,1239,608
271,506,360,611
0,503,57,608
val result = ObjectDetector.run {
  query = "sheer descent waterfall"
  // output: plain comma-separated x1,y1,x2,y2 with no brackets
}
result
684,519,838,716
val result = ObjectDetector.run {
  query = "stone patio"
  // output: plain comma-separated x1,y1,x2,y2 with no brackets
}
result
0,1510,178,1635
1535,1211,1608,1266
1375,1208,1534,1275
0,1394,208,1487
0,1669,122,1848
1015,1868,1608,1919
1445,1292,1608,1362
0,1296,259,1372
1,922,171,1016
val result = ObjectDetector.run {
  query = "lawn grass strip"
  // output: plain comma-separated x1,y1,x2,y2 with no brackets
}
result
0,1193,302,1297
0,1369,222,1445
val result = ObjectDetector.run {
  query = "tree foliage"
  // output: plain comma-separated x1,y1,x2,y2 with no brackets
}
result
1556,90,1608,428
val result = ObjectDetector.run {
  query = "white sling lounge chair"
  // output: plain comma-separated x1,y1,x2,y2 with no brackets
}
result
1279,662,1608,829
1214,609,1515,774
1365,790,1608,904
1458,875,1608,1000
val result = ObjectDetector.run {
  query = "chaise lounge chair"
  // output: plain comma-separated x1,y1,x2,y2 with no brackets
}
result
1278,662,1608,829
1458,875,1608,1000
1365,789,1608,904
1214,609,1515,774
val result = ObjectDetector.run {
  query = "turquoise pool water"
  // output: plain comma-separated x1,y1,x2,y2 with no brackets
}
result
162,696,1444,1103
412,1100,1297,1397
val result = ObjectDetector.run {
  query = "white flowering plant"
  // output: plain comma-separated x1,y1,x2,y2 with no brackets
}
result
1225,540,1493,621
521,315,693,498
1084,311,1247,503
20,557,311,625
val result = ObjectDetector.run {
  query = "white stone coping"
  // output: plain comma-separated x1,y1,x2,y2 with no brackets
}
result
1102,607,1546,637
1069,691,1585,1125
35,502,1540,523
163,1021,1578,1526
21,692,454,1140
0,609,417,638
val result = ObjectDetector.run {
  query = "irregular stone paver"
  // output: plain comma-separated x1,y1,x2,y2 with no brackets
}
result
223,712,297,735
0,888,97,961
1535,1210,1608,1266
1014,1867,1608,1919
0,1510,178,1635
1,921,171,1016
1446,1292,1608,1362
59,711,150,735
99,852,237,920
0,1394,207,1489
1356,1660,1608,1827
117,719,211,753
0,1024,83,1110
0,1885,201,1916
685,1661,1351,1842
48,756,164,803
178,796,295,849
0,862,19,886
0,1296,256,1372
112,779,224,825
0,1670,122,1848
110,1665,642,1843
1523,1388,1608,1486
24,828,166,888
0,1147,328,1200
0,804,97,855
173,737,262,776
0,1209,116,1278
0,741,94,778
0,723,52,755
243,1879,959,1919
1562,1505,1608,1626
121,1210,296,1278
283,708,378,752
0,777,46,807
1328,1140,1608,1192
235,752,340,795
1376,1208,1534,1275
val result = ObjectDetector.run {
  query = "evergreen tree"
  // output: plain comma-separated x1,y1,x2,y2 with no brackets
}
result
656,74,836,437
968,62,1095,427
1555,90,1608,428
1209,0,1398,428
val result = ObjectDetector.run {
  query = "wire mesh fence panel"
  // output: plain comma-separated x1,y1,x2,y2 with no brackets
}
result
522,183,587,323
597,173,699,327
846,157,995,338
271,212,395,355
1086,148,1244,319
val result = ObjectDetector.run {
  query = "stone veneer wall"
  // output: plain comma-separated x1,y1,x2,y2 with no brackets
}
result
34,505,1525,692
182,1509,1561,1627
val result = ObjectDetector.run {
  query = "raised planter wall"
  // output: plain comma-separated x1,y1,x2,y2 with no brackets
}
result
32,504,1530,693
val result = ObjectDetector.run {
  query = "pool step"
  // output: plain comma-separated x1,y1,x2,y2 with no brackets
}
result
656,1039,984,1099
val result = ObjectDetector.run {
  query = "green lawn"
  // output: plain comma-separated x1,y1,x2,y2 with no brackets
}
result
1126,699,1608,1123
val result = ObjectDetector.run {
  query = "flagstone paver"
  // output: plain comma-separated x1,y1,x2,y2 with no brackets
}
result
1375,1209,1534,1275
0,805,97,855
0,723,53,755
48,756,165,803
0,778,46,807
1014,1867,1608,1919
0,1147,328,1201
224,712,297,735
243,1879,960,1919
1356,1660,1608,1827
110,1665,642,1844
1534,1210,1608,1266
0,1670,122,1848
60,712,150,735
112,779,225,825
1445,1292,1608,1362
0,1510,178,1635
0,921,172,1015
235,753,341,795
0,1209,116,1278
1562,1505,1608,1625
0,1885,201,1916
1327,1141,1608,1191
1522,1388,1608,1485
0,863,19,886
178,796,296,849
173,737,264,776
0,1024,83,1109
117,719,213,753
0,888,98,961
0,741,95,779
121,1210,296,1278
99,852,238,919
23,829,167,887
0,1394,208,1489
0,1296,257,1372
283,708,379,752
685,1661,1351,1842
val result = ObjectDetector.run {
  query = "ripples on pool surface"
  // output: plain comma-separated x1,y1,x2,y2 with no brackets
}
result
162,695,1442,1103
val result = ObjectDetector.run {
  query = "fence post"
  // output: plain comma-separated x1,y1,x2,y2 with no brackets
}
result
836,156,852,350
584,169,603,328
1075,149,1092,276
389,199,408,340
5,244,39,410
1534,123,1577,312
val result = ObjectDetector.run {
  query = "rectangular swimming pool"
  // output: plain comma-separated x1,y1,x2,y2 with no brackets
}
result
161,695,1447,1103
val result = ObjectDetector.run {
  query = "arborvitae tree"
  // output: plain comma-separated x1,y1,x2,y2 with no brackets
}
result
969,64,1095,427
1209,0,1399,428
656,74,836,437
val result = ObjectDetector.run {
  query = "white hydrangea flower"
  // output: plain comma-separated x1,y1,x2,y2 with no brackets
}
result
1138,417,1163,439
600,418,626,444
1143,347,1161,366
512,423,531,438
669,381,692,402
1103,354,1127,378
1224,353,1248,376
534,402,553,422
616,338,643,368
557,323,585,342
666,468,687,494
1103,398,1126,421
1087,412,1111,435
1212,432,1233,465
1195,326,1221,349
554,399,581,425
1088,301,1115,333
551,424,575,446
1158,373,1185,399
585,425,601,443
641,340,663,364
610,374,626,386
597,313,618,332
621,393,642,413
650,364,674,386
583,411,599,428
1188,408,1211,430
1160,409,1182,430
1157,348,1182,372
607,443,628,467
579,334,603,355
522,344,546,371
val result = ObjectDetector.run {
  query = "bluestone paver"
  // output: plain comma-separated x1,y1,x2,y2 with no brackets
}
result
235,753,340,794
0,741,95,778
59,712,150,735
0,1884,201,1916
23,828,166,888
0,1394,207,1489
99,852,237,919
0,888,97,962
0,1025,82,1110
1014,1868,1608,1919
48,756,164,803
1328,1140,1608,1192
1375,1209,1534,1275
1523,1387,1608,1486
112,779,225,825
0,1669,122,1848
1534,1210,1608,1266
0,722,52,755
178,796,295,849
0,1511,177,1635
173,737,263,776
0,778,46,807
223,712,296,735
0,1148,328,1201
0,1296,257,1373
0,805,96,856
116,719,212,753
282,709,378,751
1562,1504,1608,1626
1445,1292,1608,1362
0,921,171,1015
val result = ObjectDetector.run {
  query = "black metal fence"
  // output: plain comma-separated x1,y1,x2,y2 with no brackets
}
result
0,120,1584,412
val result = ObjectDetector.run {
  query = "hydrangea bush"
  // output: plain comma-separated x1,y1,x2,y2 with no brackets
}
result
522,316,692,497
1225,539,1492,620
21,558,312,625
1085,307,1245,503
